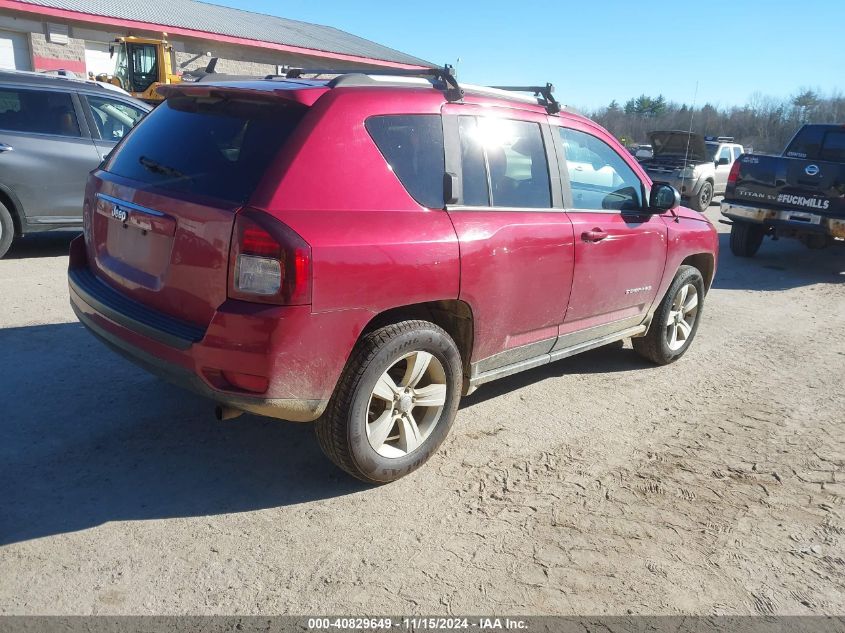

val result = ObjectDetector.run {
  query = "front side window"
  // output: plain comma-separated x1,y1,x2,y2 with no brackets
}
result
457,116,551,208
366,114,445,208
86,96,146,142
718,146,732,163
560,127,642,211
0,88,80,137
705,142,719,161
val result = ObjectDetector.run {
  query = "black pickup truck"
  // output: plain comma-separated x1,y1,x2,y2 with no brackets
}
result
721,124,845,256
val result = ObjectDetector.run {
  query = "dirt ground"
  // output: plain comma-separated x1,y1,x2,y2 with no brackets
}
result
1,204,843,615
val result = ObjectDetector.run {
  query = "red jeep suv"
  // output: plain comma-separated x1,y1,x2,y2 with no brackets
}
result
68,68,718,483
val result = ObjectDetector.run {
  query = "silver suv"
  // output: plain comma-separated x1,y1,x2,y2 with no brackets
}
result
0,70,150,257
640,131,744,212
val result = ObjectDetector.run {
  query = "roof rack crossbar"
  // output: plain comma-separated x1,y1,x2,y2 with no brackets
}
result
276,65,465,102
488,83,561,115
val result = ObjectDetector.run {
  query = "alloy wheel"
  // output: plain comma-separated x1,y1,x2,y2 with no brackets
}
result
666,283,699,351
365,351,447,458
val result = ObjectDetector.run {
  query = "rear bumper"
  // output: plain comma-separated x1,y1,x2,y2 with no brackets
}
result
68,237,340,422
721,201,845,238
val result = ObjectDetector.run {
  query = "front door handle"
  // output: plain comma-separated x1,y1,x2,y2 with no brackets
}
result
581,228,609,242
0,143,13,153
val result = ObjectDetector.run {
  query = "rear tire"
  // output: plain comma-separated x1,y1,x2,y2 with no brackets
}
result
315,320,462,484
633,265,705,365
729,221,764,257
0,201,14,259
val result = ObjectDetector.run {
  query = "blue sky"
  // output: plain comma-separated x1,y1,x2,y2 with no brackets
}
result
214,0,843,111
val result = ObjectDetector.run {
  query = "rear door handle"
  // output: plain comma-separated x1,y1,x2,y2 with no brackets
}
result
581,228,609,242
0,143,13,153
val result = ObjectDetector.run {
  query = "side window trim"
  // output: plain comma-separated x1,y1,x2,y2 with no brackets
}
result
558,125,647,214
442,114,462,205
69,91,93,139
550,122,574,209
540,122,563,209
79,94,103,141
443,113,563,212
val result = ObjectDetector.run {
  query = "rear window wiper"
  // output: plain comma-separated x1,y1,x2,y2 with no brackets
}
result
139,155,191,181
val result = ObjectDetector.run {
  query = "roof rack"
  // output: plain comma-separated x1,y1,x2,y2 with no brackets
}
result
276,65,464,102
488,84,561,115
263,67,562,114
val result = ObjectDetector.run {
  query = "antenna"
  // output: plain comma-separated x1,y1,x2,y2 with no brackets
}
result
684,81,698,169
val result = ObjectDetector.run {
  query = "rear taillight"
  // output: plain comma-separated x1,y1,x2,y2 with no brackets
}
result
228,209,311,305
727,159,742,186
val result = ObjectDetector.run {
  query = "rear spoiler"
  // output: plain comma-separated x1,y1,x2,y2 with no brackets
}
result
157,82,327,106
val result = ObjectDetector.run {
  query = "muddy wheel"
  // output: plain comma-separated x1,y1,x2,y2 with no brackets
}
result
690,181,714,212
633,266,705,365
315,320,462,484
729,221,765,257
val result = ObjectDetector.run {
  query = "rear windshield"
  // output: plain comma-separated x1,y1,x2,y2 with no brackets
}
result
105,95,304,204
784,126,845,162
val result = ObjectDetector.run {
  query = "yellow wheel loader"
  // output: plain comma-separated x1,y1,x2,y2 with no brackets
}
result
95,36,182,104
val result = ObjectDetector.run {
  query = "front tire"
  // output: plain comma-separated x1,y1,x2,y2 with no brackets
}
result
633,266,705,365
0,201,14,259
315,320,463,484
689,181,714,212
729,221,764,257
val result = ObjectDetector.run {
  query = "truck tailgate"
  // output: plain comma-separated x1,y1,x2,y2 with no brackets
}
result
726,154,845,218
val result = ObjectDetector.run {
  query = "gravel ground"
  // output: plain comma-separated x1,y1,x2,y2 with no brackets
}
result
1,205,843,615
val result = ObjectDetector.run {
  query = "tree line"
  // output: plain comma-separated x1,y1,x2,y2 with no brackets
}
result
586,90,845,154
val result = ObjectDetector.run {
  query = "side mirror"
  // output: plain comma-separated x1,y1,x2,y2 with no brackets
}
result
717,157,730,166
649,182,680,211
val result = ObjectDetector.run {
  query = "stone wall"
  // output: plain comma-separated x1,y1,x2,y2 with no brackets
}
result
28,29,86,73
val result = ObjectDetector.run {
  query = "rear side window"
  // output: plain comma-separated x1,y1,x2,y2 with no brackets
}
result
365,115,445,208
785,126,845,161
105,95,304,204
819,131,845,162
0,88,80,137
457,115,552,208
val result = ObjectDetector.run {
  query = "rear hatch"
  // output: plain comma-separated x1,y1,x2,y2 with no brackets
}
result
85,88,307,327
726,126,845,218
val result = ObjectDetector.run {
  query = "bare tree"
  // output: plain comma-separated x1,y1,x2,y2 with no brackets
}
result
589,90,845,154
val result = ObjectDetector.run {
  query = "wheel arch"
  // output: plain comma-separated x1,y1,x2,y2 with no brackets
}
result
0,184,24,236
680,252,715,292
691,176,714,196
360,299,475,379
